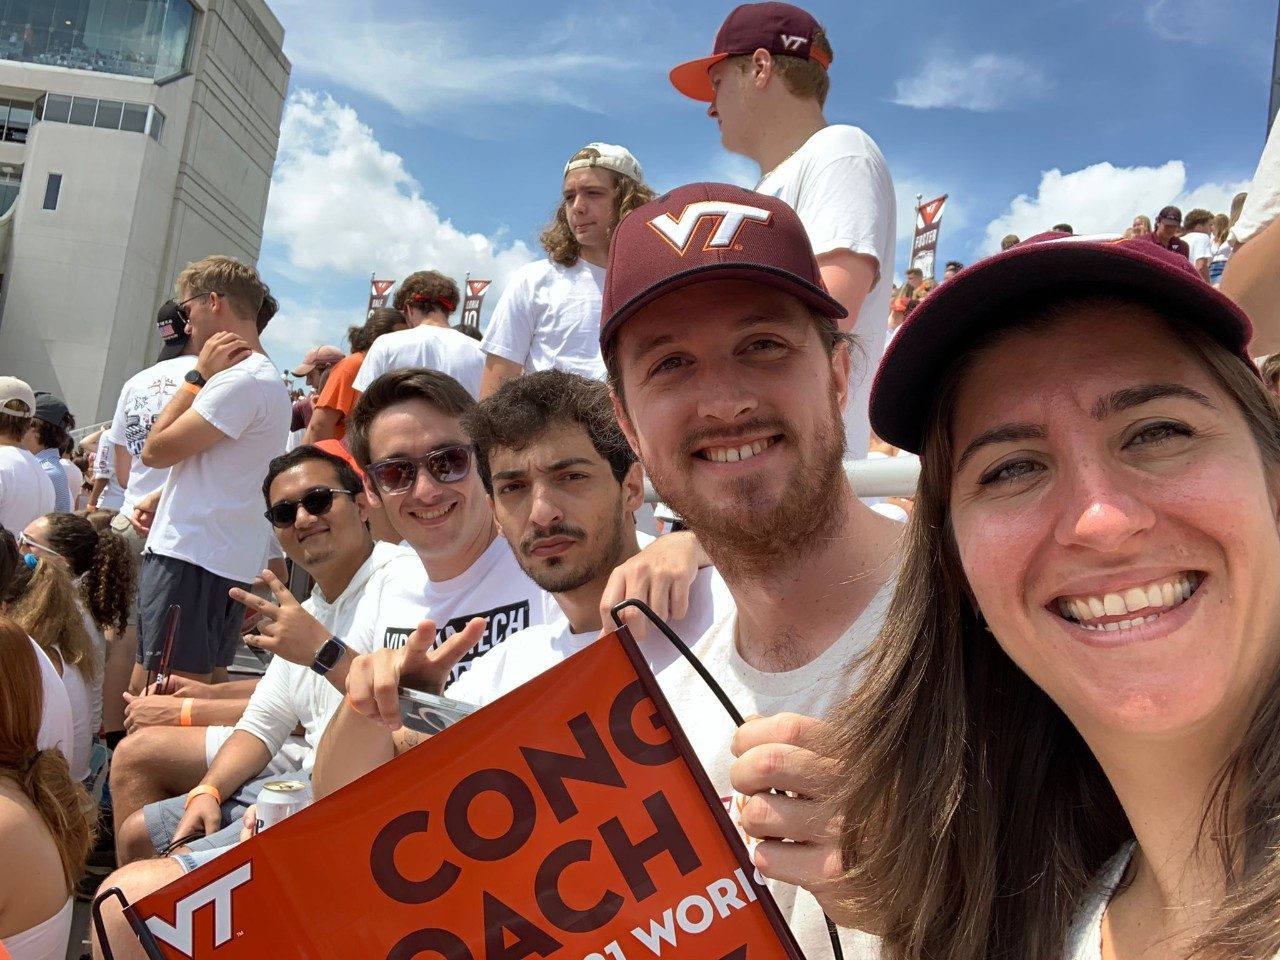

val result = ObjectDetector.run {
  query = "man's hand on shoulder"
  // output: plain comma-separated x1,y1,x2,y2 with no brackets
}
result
600,530,709,639
196,331,252,380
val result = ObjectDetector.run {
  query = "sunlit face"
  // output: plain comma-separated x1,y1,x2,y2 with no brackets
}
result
488,423,638,594
266,460,368,574
562,167,617,253
707,58,754,155
19,517,66,569
178,287,220,349
1131,217,1151,237
949,306,1280,743
613,279,849,561
364,400,492,568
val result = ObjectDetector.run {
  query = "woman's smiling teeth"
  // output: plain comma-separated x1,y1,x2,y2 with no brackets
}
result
1056,573,1202,632
698,437,777,463
413,502,455,521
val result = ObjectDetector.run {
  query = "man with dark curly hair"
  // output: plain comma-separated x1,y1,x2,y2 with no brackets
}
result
352,270,485,398
478,142,655,397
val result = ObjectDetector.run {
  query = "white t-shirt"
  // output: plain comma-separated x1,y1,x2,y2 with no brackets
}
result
104,355,198,513
78,604,104,740
362,535,548,686
234,542,403,768
756,124,896,459
91,440,126,510
1184,230,1213,265
0,445,54,532
61,459,84,510
58,658,92,783
31,638,73,758
353,325,486,398
147,353,290,583
446,566,734,706
479,258,607,380
653,580,895,960
1232,115,1280,247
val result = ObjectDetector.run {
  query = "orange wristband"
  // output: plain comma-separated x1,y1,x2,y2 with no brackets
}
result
185,784,221,808
182,381,201,396
179,698,195,727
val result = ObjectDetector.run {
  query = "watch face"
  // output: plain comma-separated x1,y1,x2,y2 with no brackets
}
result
184,369,204,385
314,637,345,672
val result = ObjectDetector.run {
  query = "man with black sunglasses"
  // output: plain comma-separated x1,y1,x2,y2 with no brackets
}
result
129,255,290,695
108,445,407,870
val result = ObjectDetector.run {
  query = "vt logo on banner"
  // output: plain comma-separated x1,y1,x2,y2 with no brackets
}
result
458,278,491,336
368,277,396,318
910,194,949,279
118,629,805,960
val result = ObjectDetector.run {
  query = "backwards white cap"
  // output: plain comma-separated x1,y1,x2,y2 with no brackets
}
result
564,142,643,184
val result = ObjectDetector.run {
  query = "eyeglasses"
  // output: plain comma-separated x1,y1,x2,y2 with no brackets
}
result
264,487,357,528
367,444,473,495
175,290,220,323
17,532,63,560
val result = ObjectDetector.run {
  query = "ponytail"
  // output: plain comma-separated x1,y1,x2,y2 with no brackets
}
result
35,512,136,636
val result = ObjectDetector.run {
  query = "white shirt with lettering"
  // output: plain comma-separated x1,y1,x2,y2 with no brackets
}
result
359,535,548,686
104,355,198,513
756,124,896,459
446,566,734,706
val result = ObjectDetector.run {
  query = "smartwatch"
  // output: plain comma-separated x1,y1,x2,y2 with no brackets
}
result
184,368,207,389
311,636,348,676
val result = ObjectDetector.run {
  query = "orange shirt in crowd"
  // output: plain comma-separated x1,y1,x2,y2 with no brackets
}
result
313,351,364,441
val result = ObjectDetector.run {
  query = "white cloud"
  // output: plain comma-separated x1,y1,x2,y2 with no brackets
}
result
981,161,1250,253
259,90,535,365
1143,0,1217,43
892,52,1050,112
264,89,534,285
273,0,650,119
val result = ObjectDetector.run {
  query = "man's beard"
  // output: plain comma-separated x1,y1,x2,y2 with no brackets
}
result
517,506,629,595
646,391,848,576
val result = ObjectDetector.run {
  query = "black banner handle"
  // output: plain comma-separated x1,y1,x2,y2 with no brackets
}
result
609,597,845,960
92,886,167,960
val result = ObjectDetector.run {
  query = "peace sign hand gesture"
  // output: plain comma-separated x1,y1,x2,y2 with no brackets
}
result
229,570,329,667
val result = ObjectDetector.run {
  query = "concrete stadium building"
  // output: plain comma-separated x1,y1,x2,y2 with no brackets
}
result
0,0,288,423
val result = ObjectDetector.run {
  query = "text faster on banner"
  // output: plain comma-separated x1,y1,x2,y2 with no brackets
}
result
122,628,807,960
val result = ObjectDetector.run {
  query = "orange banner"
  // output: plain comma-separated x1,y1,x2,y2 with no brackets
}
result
120,629,806,960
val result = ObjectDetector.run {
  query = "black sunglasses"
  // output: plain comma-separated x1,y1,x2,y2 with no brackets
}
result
264,486,357,528
367,444,473,495
175,290,220,322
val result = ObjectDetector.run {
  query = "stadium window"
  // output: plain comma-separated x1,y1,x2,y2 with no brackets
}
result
95,100,124,130
68,97,98,127
42,174,62,212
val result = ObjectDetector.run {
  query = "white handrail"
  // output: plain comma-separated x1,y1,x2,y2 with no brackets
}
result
643,455,921,503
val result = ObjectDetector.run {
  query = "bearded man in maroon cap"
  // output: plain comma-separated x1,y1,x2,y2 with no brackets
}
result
669,2,895,460
601,181,901,958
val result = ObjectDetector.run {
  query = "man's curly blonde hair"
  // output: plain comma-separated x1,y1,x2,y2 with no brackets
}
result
541,147,657,267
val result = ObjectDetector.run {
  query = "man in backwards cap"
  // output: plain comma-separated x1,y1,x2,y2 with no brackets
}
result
601,182,899,958
478,142,656,396
670,2,895,457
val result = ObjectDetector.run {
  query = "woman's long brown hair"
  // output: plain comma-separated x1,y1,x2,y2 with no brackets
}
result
825,296,1280,959
0,616,95,889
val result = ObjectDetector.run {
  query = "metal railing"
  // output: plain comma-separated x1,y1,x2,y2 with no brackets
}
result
643,455,922,503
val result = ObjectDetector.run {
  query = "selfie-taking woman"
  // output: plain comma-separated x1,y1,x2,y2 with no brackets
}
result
813,234,1280,959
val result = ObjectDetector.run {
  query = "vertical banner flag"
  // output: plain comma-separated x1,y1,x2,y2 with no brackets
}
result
458,279,490,336
910,195,948,280
118,628,806,960
368,277,396,319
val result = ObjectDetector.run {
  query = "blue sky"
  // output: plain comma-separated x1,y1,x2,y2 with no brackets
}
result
258,0,1278,373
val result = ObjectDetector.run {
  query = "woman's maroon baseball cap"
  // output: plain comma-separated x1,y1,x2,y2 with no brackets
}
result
869,232,1255,455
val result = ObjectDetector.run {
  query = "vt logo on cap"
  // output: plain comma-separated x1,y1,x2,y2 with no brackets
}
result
648,200,773,255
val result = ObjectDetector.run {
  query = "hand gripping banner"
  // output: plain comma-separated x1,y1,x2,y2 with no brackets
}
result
107,626,808,960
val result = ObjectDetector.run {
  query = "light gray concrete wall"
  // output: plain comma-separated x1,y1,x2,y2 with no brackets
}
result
0,0,289,423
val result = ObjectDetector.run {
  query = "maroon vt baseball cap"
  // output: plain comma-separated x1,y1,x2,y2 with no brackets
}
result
670,2,831,102
599,181,845,349
870,232,1255,455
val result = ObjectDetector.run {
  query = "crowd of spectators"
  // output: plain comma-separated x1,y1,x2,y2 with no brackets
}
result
2,4,1280,960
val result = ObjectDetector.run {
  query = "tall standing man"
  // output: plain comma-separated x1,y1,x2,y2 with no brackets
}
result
669,2,895,457
601,182,902,958
478,143,656,395
132,256,290,692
